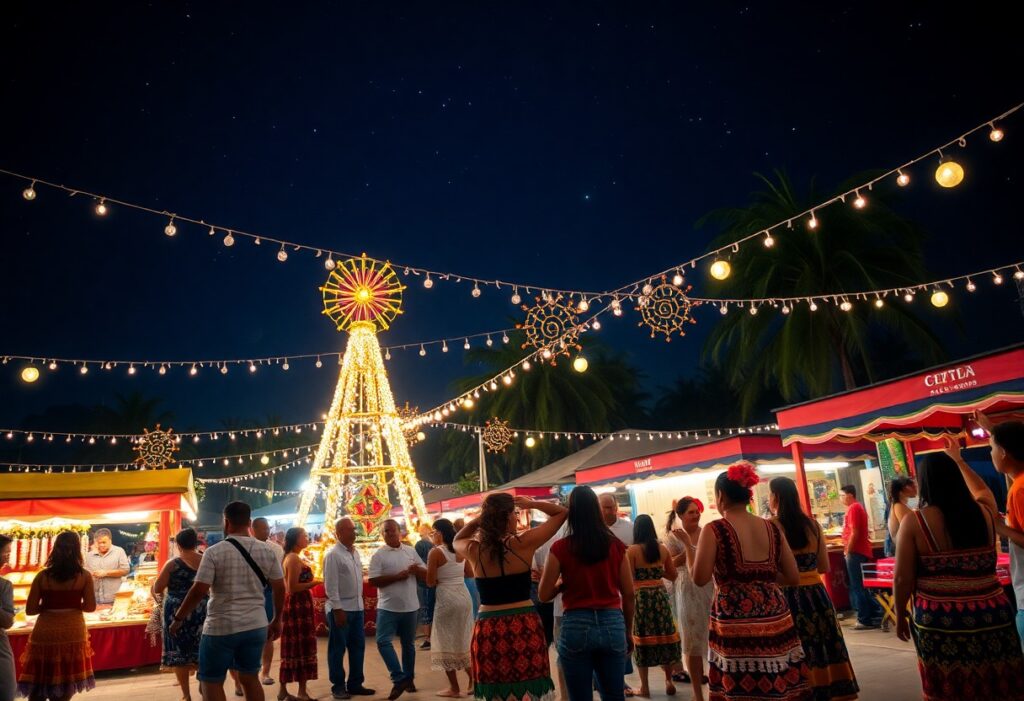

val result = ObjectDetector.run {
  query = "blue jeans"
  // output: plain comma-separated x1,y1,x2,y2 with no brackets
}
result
375,609,418,684
197,626,267,682
1016,610,1024,653
846,553,882,625
327,609,365,694
557,609,627,701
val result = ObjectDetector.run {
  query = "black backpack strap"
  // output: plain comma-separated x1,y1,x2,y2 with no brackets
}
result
225,537,269,588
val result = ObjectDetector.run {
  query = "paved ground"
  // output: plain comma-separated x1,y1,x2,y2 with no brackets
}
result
83,621,922,700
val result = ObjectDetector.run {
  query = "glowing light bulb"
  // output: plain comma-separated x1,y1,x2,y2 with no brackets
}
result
807,214,818,230
22,183,37,200
249,363,257,373
592,320,601,330
471,285,481,298
573,356,589,373
164,219,177,236
719,304,728,315
128,365,137,375
809,301,818,311
642,283,653,295
282,361,289,370
542,348,552,359
763,233,775,248
990,126,1004,142
416,431,426,442
966,280,976,292
930,290,949,308
522,360,532,371
1015,270,1024,281
190,365,198,376
419,346,426,357
158,365,167,375
709,259,731,280
577,298,590,312
852,192,866,209
79,365,88,375
277,246,288,262
935,160,964,188
994,273,1004,285
325,257,335,271
896,171,910,187
315,358,323,368
874,299,885,308
223,232,235,246
502,374,512,385
48,362,57,370
511,291,521,305
781,305,791,315
672,272,684,286
95,200,108,216
748,305,758,315
423,275,433,289
463,398,475,409
261,455,270,465
904,293,914,302
464,339,470,350
525,436,536,448
20,366,39,383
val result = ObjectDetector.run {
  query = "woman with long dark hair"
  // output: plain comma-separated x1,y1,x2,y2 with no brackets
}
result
152,528,206,701
17,530,97,700
538,485,634,701
886,477,917,552
456,493,567,701
683,464,808,701
667,497,712,701
894,452,1024,699
0,534,16,701
626,514,680,697
427,519,473,696
278,527,321,701
769,478,858,701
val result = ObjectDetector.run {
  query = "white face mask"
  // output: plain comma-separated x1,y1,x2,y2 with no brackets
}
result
905,497,920,510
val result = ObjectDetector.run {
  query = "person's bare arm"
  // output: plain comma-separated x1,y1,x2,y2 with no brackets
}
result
171,580,212,632
618,553,636,654
691,525,717,586
537,551,561,603
426,548,442,587
893,516,919,642
514,497,568,549
81,572,97,612
454,518,481,560
661,544,678,582
944,434,999,513
151,559,175,596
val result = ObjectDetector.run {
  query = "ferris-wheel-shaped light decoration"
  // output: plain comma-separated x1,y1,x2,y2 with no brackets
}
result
321,253,405,332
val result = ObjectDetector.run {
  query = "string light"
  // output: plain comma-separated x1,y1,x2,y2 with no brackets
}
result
930,290,949,308
896,171,910,187
852,191,867,209
95,199,108,216
935,159,965,188
572,356,589,373
20,367,39,383
223,231,235,246
277,245,288,262
423,275,433,289
709,259,731,280
989,124,1005,142
807,213,819,230
762,233,775,248
22,182,36,200
164,217,177,236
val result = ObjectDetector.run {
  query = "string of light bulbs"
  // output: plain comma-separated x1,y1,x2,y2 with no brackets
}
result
1,422,325,443
0,443,317,472
198,455,311,483
4,325,519,382
429,420,780,442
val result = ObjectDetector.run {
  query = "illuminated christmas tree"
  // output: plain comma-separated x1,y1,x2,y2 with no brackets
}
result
296,254,428,554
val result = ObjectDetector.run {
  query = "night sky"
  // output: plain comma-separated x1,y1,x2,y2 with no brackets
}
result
1,4,1022,448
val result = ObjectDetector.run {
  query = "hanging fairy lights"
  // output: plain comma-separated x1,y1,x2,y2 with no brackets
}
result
428,420,780,444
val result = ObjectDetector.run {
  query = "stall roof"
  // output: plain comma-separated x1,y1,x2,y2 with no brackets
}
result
0,468,198,521
775,344,1024,445
575,433,876,488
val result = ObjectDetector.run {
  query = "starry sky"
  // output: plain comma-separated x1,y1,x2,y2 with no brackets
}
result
1,3,1022,438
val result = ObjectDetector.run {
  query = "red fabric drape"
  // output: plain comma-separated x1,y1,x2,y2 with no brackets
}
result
0,493,181,518
9,621,161,675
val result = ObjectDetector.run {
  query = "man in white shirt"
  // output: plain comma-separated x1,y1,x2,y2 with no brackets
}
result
324,517,375,700
171,501,285,701
84,528,130,604
599,493,635,546
368,519,426,701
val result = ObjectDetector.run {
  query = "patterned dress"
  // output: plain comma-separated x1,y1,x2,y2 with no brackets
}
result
708,519,810,701
909,510,1024,700
162,558,206,668
280,563,318,684
781,536,857,700
632,563,682,668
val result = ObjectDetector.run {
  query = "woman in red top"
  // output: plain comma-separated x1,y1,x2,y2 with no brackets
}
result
539,486,635,701
18,530,97,701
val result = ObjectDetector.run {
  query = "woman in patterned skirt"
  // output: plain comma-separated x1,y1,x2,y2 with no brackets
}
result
279,527,321,701
894,451,1024,700
153,528,207,701
627,515,681,698
684,464,810,701
17,530,97,700
768,479,858,701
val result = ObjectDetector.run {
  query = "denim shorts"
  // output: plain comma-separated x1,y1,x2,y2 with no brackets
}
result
197,627,267,682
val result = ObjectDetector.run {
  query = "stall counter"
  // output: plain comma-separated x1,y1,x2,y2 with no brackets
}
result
8,619,161,675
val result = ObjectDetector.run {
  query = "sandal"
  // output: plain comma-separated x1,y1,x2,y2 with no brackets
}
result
671,672,690,683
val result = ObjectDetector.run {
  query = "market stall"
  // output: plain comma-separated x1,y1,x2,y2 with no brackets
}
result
0,469,198,674
575,433,876,608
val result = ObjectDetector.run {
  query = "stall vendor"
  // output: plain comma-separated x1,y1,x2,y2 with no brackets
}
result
85,528,130,604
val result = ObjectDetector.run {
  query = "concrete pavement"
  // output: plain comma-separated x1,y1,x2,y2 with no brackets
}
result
81,621,922,700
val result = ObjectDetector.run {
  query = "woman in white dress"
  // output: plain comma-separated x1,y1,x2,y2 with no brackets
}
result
669,497,714,701
427,519,474,697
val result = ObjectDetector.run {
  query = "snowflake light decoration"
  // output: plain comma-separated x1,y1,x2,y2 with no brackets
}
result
321,253,405,332
481,418,514,454
638,275,700,341
517,294,581,363
134,423,179,469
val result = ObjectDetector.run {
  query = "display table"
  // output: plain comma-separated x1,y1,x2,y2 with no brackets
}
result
311,581,378,636
8,619,160,676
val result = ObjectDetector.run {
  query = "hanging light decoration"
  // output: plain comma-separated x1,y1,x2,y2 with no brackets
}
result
709,259,731,280
935,160,965,188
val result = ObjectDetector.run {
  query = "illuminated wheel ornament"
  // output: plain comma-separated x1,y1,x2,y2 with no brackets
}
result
517,294,581,363
322,254,405,332
638,275,700,341
134,424,179,469
482,418,514,454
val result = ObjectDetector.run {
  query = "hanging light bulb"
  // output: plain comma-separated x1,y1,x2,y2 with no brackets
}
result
190,365,198,376
325,256,335,271
471,284,482,298
541,348,553,359
809,301,818,311
282,360,289,370
709,259,731,280
502,374,513,385
158,365,167,375
463,398,475,409
577,298,590,312
935,160,965,188
95,199,108,216
781,305,791,315
463,339,471,350
20,366,39,383
874,299,885,308
223,231,235,246
719,304,728,315
642,282,654,295
249,363,257,373
990,124,1005,142
592,320,601,330
672,271,685,286
896,171,910,187
904,292,915,302
930,290,949,308
852,191,867,209
511,289,521,305
748,304,758,315
22,182,37,200
993,272,1004,285
128,365,137,375
277,246,288,262
385,348,392,360
441,341,448,353
419,345,426,357
762,233,775,248
807,213,819,230
48,361,57,370
502,333,510,344
966,279,976,292
486,336,493,347
79,365,89,375
573,356,589,373
1014,269,1024,281
522,359,532,371
164,217,177,236
525,436,537,448
423,275,433,289
315,357,323,368
840,300,853,312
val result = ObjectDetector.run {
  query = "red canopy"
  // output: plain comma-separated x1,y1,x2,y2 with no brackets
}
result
776,344,1024,446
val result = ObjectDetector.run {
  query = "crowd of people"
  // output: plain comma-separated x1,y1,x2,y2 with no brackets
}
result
2,417,1024,701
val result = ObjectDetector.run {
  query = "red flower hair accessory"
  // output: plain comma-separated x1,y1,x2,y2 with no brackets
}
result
686,497,705,514
726,462,760,489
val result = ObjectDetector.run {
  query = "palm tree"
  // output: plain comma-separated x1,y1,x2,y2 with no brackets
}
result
438,333,648,484
653,365,783,429
700,170,945,417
